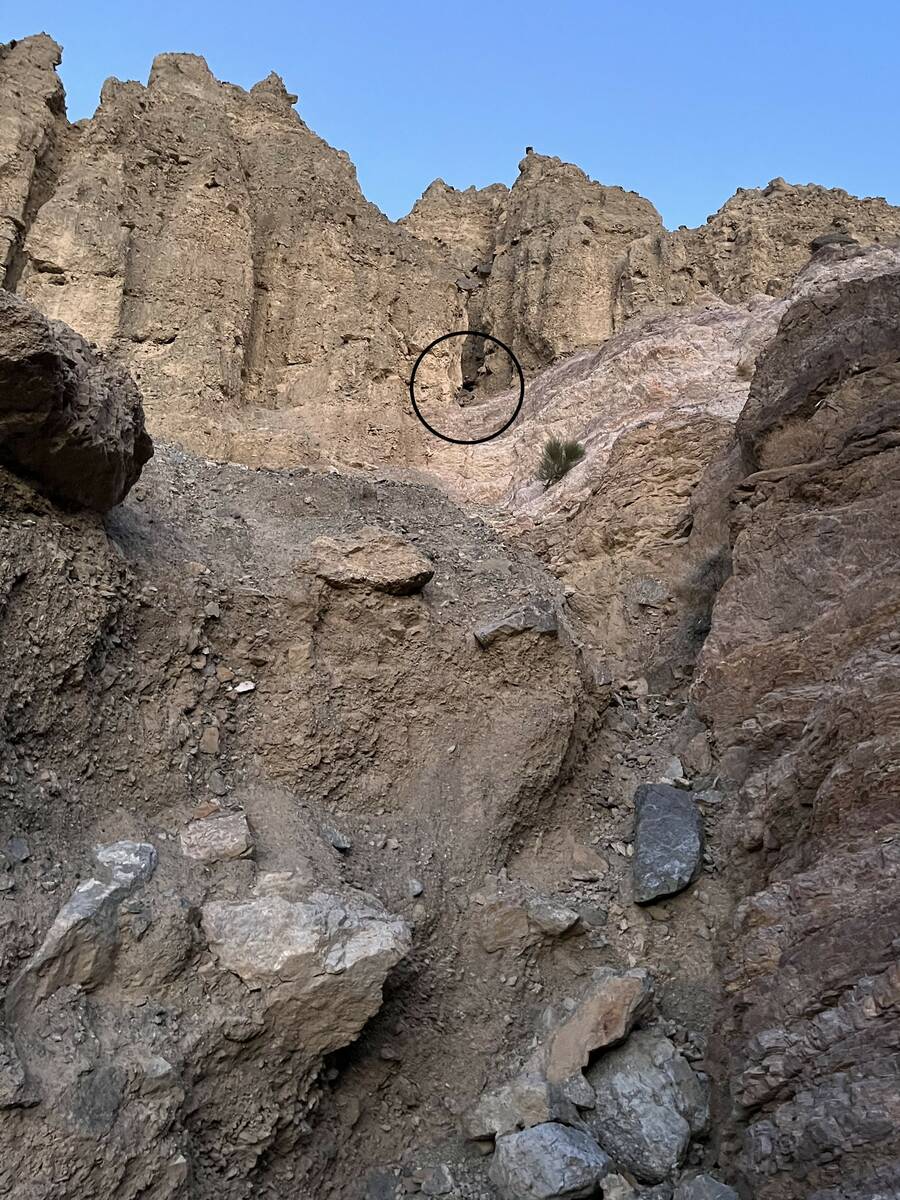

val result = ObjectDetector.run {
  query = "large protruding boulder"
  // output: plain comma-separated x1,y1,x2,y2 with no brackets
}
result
201,888,411,1058
584,1031,709,1183
489,1123,612,1200
0,289,152,510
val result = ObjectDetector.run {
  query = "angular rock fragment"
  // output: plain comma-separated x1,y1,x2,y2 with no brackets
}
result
309,526,434,595
0,290,152,510
8,841,157,1006
201,889,410,1057
474,599,559,648
544,967,654,1083
632,784,704,903
465,1074,576,1140
180,811,253,863
489,1122,612,1200
673,1175,739,1200
526,896,580,937
584,1031,709,1183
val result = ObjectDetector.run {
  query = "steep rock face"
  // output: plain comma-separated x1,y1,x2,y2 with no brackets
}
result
616,177,900,325
406,154,664,393
694,250,900,1199
7,40,466,470
471,154,662,386
5,36,900,488
0,34,67,282
400,177,508,271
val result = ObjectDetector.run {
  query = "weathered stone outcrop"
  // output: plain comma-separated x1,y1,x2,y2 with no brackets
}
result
694,249,900,1199
0,289,152,509
0,35,66,282
615,178,900,325
406,154,664,392
4,37,466,471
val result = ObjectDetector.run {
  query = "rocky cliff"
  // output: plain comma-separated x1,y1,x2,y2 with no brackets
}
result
4,34,900,477
1,30,899,1200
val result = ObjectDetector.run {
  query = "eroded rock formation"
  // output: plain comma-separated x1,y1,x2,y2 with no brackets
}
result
693,249,900,1200
4,33,899,482
1,28,899,1200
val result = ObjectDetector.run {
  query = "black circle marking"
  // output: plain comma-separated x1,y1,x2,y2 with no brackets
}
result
409,331,525,445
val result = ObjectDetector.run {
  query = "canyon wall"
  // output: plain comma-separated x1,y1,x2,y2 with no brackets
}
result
4,34,900,480
1,30,900,1200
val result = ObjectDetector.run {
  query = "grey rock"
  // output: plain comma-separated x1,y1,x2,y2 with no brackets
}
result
201,889,410,1059
0,289,152,510
810,232,859,253
364,1169,400,1200
490,1123,612,1199
673,1176,738,1200
526,896,580,936
558,1073,595,1110
408,878,424,898
421,1163,456,1196
632,784,703,903
5,837,30,863
322,825,353,853
474,600,559,649
585,1031,709,1184
601,1176,640,1200
466,1074,578,1139
0,1024,28,1108
8,841,157,1007
94,840,157,886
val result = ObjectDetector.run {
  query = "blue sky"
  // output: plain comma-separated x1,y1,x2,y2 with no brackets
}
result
8,1,900,229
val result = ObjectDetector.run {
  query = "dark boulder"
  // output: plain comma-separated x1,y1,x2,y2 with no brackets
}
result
0,289,152,510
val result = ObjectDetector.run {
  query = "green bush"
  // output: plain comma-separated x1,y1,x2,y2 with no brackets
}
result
536,437,586,488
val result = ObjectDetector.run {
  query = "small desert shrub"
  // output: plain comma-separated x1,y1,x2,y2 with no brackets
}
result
536,437,586,488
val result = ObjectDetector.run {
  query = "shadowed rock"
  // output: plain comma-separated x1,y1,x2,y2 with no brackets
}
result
0,290,152,509
474,599,559,647
632,784,704,903
490,1122,612,1200
674,1176,739,1200
584,1030,709,1184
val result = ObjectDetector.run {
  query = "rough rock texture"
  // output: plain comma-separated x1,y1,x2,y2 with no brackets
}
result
0,436,591,1197
0,289,152,509
6,36,899,487
179,811,253,862
0,34,67,281
308,526,435,595
408,153,664,392
615,177,900,324
489,1123,612,1200
3,31,900,1200
465,1075,577,1140
5,37,466,471
694,251,900,1199
584,1031,709,1184
202,889,411,1057
542,966,654,1083
631,784,704,904
673,1176,739,1200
